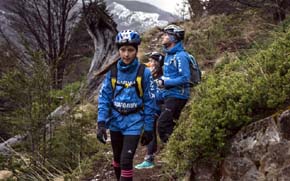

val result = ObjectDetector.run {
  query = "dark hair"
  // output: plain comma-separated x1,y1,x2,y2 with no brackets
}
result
117,44,138,51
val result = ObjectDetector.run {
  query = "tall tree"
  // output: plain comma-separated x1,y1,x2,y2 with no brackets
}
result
187,0,205,19
5,0,80,89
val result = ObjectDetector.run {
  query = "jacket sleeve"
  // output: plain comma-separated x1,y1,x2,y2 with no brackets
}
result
142,68,156,131
97,72,113,123
164,52,191,87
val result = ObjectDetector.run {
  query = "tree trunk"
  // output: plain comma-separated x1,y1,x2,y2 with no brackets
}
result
272,0,287,23
81,1,119,102
50,62,66,89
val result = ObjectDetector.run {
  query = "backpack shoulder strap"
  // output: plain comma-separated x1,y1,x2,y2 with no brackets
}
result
136,63,145,97
110,63,118,90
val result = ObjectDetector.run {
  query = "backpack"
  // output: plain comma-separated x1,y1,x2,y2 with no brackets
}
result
172,52,202,87
187,53,202,87
110,63,145,98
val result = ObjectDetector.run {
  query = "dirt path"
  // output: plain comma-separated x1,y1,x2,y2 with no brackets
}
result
133,146,165,181
87,145,168,181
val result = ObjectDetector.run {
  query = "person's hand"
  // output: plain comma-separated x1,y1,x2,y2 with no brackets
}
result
156,79,164,88
96,121,107,144
140,131,153,146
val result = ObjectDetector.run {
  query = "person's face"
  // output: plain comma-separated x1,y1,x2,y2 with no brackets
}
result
149,58,159,68
119,45,137,64
149,58,162,73
161,32,174,48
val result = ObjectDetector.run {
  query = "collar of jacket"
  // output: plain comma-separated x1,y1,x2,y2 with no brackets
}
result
163,41,184,55
117,58,139,73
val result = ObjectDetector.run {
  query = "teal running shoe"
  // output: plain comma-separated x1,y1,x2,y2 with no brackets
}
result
134,161,154,169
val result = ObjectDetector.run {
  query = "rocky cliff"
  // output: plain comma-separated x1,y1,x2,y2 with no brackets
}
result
189,109,290,180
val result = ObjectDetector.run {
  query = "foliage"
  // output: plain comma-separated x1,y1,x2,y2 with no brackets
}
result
0,44,18,76
50,81,82,105
0,52,100,179
163,20,290,176
0,52,54,137
184,12,273,64
0,52,56,178
0,0,115,176
47,103,97,171
68,143,111,180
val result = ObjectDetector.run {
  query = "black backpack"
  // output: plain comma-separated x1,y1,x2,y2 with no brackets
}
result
187,53,202,87
172,52,202,87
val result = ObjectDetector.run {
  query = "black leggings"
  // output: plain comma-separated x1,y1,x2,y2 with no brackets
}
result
110,131,140,180
157,97,187,143
147,117,158,156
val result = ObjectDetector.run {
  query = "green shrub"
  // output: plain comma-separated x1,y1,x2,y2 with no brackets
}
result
50,81,81,105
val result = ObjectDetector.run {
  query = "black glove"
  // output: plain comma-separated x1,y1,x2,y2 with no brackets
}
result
97,121,107,144
140,131,153,146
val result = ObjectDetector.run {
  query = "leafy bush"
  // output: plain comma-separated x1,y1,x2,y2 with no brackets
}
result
163,22,290,176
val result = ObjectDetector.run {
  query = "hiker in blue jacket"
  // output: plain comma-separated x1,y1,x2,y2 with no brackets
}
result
135,52,165,169
96,30,156,181
156,24,191,143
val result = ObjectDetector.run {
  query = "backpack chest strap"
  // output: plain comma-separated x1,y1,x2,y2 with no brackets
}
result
110,63,145,98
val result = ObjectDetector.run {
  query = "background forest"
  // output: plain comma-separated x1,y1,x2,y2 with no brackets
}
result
1,0,290,180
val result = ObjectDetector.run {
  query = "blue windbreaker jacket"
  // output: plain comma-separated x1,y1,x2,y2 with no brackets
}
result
162,41,191,99
97,59,156,135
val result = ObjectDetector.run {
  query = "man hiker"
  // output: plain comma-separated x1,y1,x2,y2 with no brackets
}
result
156,24,191,143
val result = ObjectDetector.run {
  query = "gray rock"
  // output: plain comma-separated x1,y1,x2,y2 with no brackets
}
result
189,110,290,180
221,110,290,180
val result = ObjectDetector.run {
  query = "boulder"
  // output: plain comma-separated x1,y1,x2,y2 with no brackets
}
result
221,110,290,180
